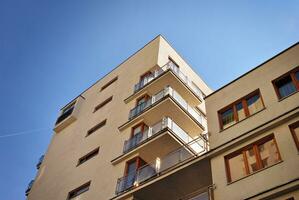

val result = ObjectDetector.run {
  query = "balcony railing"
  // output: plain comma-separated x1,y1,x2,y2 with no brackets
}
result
25,180,34,196
134,61,204,100
115,137,208,195
36,155,44,169
123,117,206,154
129,86,204,126
55,106,74,125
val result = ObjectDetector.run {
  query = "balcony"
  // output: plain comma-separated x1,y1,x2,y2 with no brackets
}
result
125,61,204,106
123,117,207,154
120,86,205,136
115,137,209,196
36,155,44,169
54,96,84,133
25,180,34,196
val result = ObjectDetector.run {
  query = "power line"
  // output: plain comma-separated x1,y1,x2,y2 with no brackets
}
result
0,128,51,139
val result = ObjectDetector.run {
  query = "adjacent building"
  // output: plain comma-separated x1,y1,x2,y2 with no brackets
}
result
26,35,299,200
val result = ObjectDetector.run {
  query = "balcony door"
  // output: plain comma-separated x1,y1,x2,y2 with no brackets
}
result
124,157,146,189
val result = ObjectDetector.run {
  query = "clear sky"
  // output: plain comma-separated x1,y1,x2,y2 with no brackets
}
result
0,0,298,199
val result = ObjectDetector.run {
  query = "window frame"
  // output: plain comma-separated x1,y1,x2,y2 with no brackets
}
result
130,122,147,138
100,76,118,91
218,89,265,130
272,66,299,100
93,96,113,113
77,147,99,166
225,134,281,183
289,120,299,151
86,119,107,137
67,181,91,199
124,157,146,176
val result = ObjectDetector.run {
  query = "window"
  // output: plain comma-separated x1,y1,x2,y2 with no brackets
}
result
289,121,299,151
68,181,91,199
86,119,107,137
100,76,118,91
273,67,299,99
124,157,146,188
77,148,99,166
56,102,76,125
94,96,113,113
218,90,264,130
225,134,281,183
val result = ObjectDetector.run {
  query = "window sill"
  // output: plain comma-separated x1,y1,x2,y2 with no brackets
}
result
278,90,299,102
226,160,283,185
219,107,266,133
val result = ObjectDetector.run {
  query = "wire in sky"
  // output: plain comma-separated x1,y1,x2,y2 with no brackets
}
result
0,128,51,139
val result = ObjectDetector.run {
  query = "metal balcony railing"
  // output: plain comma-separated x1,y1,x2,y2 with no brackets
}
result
36,155,44,169
123,117,206,154
134,61,204,100
55,106,74,125
129,86,204,126
25,180,34,196
115,137,208,195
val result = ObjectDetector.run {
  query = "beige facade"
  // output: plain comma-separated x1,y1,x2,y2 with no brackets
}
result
26,35,213,200
26,36,299,200
206,42,299,200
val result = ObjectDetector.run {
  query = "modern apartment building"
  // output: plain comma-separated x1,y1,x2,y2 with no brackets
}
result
26,35,213,200
25,35,299,200
205,42,299,200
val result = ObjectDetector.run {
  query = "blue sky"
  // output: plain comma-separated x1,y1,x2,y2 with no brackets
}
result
0,0,298,199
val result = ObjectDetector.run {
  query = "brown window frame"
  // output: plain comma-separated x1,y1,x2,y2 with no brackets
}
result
272,66,299,100
77,147,99,166
86,119,107,137
67,181,91,199
124,156,146,176
93,96,113,113
218,89,265,130
225,134,281,183
136,94,150,106
130,122,148,138
289,120,299,151
100,76,118,91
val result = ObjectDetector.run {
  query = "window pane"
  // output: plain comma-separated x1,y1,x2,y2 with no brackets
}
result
258,139,280,168
275,75,296,98
221,108,236,129
236,102,246,121
227,153,247,181
295,71,299,81
245,148,259,173
247,94,263,115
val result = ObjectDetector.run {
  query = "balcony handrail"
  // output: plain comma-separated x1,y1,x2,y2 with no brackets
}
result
25,180,34,195
36,155,44,169
116,136,208,194
123,117,205,154
134,61,204,100
55,106,74,125
128,86,204,126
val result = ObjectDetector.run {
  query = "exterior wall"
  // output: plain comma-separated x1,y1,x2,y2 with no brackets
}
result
205,43,299,200
27,35,211,200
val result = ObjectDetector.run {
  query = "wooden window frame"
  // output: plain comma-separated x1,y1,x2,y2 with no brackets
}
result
100,76,118,91
77,147,99,166
136,94,150,106
67,181,91,199
93,96,113,113
289,120,299,151
130,122,147,138
225,134,281,183
124,156,146,176
86,119,107,137
140,71,152,81
272,66,299,100
218,89,265,130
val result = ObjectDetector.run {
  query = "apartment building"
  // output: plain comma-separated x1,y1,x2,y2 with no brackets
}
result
26,35,213,200
205,42,299,200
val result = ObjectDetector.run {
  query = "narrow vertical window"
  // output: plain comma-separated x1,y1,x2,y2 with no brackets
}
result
220,107,236,129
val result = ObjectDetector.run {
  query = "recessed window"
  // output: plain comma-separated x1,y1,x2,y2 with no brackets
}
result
218,90,264,130
100,76,118,91
273,67,299,99
225,134,281,183
68,181,91,199
94,96,113,113
56,102,76,125
289,121,299,151
77,148,99,166
86,119,107,137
